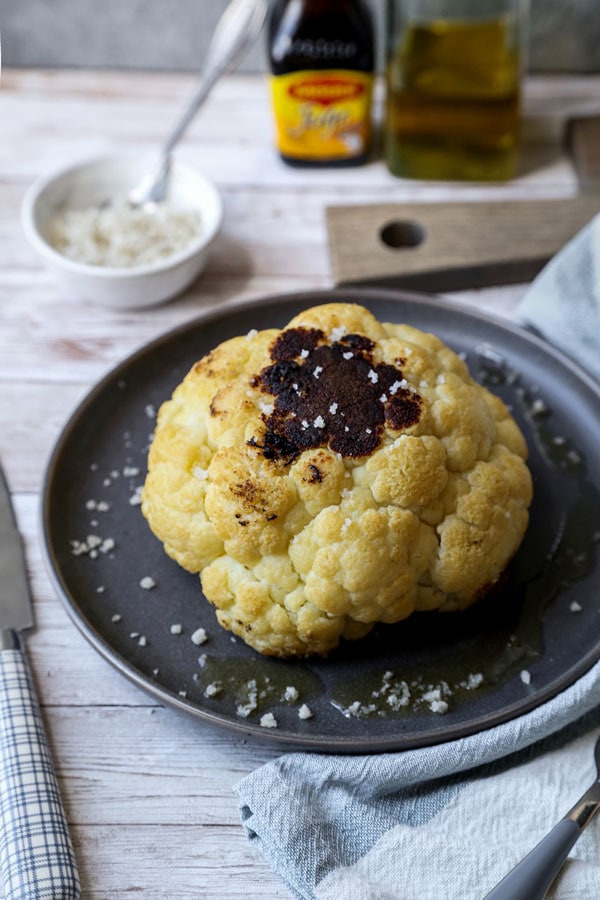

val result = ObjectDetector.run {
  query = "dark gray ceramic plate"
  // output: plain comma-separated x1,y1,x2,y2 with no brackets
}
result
41,289,600,752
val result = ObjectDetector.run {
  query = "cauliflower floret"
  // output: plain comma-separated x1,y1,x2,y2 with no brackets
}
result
142,303,533,657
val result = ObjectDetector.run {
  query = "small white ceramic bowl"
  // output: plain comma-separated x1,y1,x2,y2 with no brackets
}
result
21,156,223,309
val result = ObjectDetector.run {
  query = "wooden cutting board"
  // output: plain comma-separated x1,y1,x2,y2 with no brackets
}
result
326,195,600,291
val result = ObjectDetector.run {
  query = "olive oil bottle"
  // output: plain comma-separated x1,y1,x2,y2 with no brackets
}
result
268,0,375,167
385,1,527,181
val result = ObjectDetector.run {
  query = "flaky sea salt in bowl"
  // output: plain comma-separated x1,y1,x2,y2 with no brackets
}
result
21,156,223,308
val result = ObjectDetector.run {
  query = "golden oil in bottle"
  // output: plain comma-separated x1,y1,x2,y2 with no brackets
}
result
385,16,522,181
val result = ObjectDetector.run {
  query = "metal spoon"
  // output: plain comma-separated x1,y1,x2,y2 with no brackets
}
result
485,732,600,899
125,0,267,209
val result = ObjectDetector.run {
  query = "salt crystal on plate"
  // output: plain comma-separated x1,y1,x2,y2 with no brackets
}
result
260,713,278,728
140,576,156,590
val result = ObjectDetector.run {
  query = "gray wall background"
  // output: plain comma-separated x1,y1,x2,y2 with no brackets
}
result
2,0,599,73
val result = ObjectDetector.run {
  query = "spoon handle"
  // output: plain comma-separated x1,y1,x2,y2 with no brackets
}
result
484,783,600,900
163,0,267,157
483,818,580,900
128,0,267,207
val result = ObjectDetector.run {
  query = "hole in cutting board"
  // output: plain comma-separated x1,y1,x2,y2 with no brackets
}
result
380,220,426,250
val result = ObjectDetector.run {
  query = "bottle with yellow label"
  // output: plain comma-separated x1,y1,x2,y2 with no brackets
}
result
268,0,375,167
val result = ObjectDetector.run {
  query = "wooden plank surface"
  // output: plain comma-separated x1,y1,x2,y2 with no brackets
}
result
327,195,600,289
1,69,599,899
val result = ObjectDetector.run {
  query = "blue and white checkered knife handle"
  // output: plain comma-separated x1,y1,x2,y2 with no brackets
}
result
0,646,80,900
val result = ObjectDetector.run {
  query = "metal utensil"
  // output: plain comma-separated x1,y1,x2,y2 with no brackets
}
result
126,0,267,209
0,463,80,899
485,733,600,899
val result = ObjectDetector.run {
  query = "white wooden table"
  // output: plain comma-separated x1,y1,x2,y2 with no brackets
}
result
1,69,599,899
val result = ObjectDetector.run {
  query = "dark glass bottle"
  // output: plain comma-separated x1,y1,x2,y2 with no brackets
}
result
268,0,375,167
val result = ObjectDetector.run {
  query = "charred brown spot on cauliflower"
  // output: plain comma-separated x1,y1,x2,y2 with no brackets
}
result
142,303,533,657
253,326,422,461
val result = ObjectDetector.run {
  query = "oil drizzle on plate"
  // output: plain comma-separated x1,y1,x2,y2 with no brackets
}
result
327,348,600,720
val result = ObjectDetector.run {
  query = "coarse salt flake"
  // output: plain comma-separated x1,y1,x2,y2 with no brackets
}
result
422,688,442,703
260,713,278,728
298,704,313,719
329,402,338,414
111,614,122,623
139,576,156,590
96,501,110,512
48,201,202,268
570,601,582,613
343,351,353,360
531,398,548,416
70,540,88,556
204,682,222,698
313,415,325,429
466,673,484,690
246,328,258,339
368,370,378,384
300,349,309,359
520,669,531,685
123,466,139,477
129,486,143,506
313,366,323,378
284,686,299,702
191,627,208,646
170,623,182,635
236,680,258,717
329,326,346,341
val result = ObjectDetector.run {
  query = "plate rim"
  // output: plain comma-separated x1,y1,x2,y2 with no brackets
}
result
39,287,600,752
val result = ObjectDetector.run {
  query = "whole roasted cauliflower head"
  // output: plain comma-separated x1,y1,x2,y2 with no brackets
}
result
142,303,532,657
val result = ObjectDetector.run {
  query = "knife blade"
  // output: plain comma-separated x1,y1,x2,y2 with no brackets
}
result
0,462,80,900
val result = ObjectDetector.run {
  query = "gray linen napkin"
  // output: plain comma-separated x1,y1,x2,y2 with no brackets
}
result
235,214,600,900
